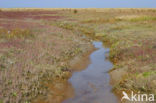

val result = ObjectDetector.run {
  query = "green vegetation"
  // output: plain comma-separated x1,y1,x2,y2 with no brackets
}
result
142,71,156,77
51,21,95,37
0,9,92,103
129,16,156,22
51,8,156,97
0,28,34,39
0,8,156,103
73,9,78,14
81,18,122,24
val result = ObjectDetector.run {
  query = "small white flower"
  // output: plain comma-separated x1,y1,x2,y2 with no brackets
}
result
8,31,10,34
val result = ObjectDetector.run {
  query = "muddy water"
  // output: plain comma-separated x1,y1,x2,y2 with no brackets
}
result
63,41,119,103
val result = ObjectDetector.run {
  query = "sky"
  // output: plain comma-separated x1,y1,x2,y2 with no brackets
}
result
0,0,156,8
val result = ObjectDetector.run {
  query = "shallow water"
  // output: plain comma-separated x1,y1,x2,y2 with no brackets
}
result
63,41,118,103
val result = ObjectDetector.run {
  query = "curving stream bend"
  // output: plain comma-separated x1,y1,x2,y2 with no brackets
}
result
63,41,119,103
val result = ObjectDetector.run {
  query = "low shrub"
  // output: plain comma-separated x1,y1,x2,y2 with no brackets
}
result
73,9,78,14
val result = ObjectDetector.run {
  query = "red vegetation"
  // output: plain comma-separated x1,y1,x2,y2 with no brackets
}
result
0,11,62,20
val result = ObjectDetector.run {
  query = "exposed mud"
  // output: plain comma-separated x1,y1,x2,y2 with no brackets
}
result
32,41,119,103
62,41,119,103
32,46,95,103
32,78,74,103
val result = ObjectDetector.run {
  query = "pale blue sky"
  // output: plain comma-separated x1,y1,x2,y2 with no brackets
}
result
0,0,156,8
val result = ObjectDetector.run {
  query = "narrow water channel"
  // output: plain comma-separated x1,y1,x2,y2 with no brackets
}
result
63,41,119,103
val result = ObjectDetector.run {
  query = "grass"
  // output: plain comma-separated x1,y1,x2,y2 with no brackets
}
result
0,8,156,102
0,9,92,103
50,21,95,37
52,8,156,98
129,16,156,22
0,28,34,39
81,18,122,24
142,71,156,77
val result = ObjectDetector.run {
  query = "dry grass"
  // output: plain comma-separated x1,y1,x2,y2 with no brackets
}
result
51,8,156,98
0,10,92,103
0,28,34,39
0,8,156,102
81,18,122,24
49,21,95,37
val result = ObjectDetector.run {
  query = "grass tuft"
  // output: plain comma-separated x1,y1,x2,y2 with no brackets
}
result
142,71,156,77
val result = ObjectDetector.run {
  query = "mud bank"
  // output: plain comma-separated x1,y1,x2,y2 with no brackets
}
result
32,41,119,103
63,41,119,103
32,45,95,103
